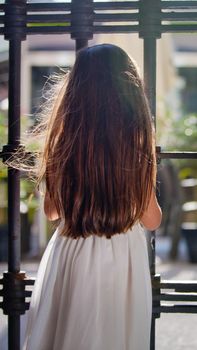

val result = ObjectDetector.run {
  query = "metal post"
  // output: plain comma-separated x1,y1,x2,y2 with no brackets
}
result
71,0,93,51
7,43,20,350
7,38,22,274
2,1,27,349
144,34,157,350
7,37,22,350
143,34,157,280
143,37,157,123
75,39,89,52
139,1,161,349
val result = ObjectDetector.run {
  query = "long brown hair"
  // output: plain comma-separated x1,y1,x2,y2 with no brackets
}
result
36,44,156,238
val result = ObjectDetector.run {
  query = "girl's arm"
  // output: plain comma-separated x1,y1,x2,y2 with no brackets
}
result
140,190,162,231
44,191,60,221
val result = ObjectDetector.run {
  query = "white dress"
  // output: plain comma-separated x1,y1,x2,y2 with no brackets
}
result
23,222,152,350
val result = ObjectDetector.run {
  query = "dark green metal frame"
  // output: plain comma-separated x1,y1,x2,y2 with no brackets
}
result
0,1,197,349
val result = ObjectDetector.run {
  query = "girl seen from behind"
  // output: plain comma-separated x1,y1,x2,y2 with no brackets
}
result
23,44,162,350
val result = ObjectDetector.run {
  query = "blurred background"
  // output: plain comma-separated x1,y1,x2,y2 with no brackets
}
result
0,0,197,348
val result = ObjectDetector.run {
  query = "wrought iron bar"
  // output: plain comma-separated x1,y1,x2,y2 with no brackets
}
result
18,276,197,316
25,0,197,12
157,281,197,292
161,1,197,9
1,150,196,162
94,12,139,22
162,12,197,21
27,14,71,23
0,2,27,350
139,1,162,348
26,1,139,12
0,23,191,35
27,3,71,12
91,1,140,10
162,24,197,32
27,13,139,24
159,151,197,159
0,22,194,34
94,25,139,33
154,293,197,302
26,26,71,35
7,31,23,350
153,305,197,313
145,38,157,350
71,0,93,51
152,275,197,317
0,1,197,35
143,36,158,120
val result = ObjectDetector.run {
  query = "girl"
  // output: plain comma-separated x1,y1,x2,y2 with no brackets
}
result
23,44,162,350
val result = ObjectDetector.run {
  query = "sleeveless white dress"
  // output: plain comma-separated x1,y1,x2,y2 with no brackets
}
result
23,222,152,350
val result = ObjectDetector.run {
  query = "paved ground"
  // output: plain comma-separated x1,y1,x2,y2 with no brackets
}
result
0,236,197,350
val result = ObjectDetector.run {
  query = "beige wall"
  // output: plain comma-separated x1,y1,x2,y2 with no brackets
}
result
21,33,177,124
91,33,177,118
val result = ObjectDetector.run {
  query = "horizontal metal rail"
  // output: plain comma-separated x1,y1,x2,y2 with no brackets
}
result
153,305,197,314
152,275,197,317
154,293,197,302
0,1,196,35
161,1,197,9
0,1,196,13
1,26,197,35
162,12,197,21
1,150,197,161
26,0,197,11
159,152,197,159
156,281,197,292
26,2,139,11
162,24,197,32
27,3,72,12
26,26,71,35
2,275,197,316
26,14,71,23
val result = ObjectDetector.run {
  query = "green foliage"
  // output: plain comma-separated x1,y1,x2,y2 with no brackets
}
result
0,111,8,147
0,111,38,225
157,113,197,179
169,114,197,152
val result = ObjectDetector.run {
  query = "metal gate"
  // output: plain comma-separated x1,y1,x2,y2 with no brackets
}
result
0,1,197,349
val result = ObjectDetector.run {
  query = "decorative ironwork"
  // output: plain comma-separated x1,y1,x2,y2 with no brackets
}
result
0,1,197,349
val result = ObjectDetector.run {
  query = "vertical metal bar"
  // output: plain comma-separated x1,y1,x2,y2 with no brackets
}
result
8,39,21,274
143,36,157,350
75,38,88,52
8,315,20,350
4,0,26,346
150,316,156,350
139,1,161,348
144,37,157,123
7,37,22,350
143,36,157,280
71,0,93,52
